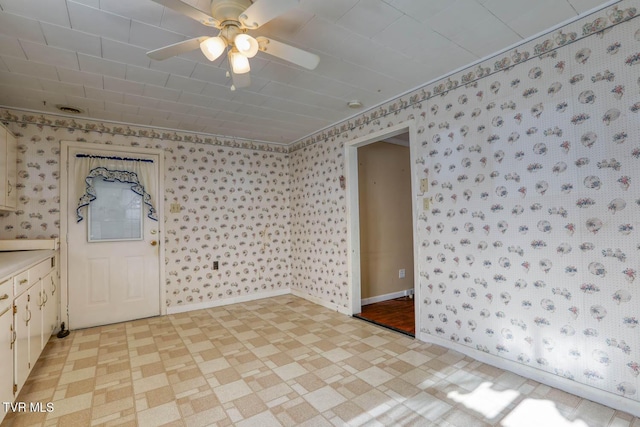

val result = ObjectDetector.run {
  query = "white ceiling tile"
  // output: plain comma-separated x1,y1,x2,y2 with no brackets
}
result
67,1,131,43
567,0,610,14
0,70,42,89
253,60,303,85
103,76,144,94
149,56,197,78
19,40,79,70
0,33,26,59
0,85,67,108
137,106,169,119
129,20,187,50
190,62,229,85
157,7,217,39
0,0,70,27
40,22,101,56
89,109,123,122
505,0,577,37
150,117,182,129
165,74,207,93
125,64,169,86
57,67,104,88
166,111,199,124
336,0,402,38
122,93,160,108
78,53,127,79
1,55,59,79
255,8,315,40
453,18,522,58
372,16,452,57
200,82,236,101
481,0,533,24
39,78,86,97
102,38,151,68
84,86,124,103
382,0,451,23
105,100,139,115
0,11,46,43
157,100,193,114
64,95,105,111
296,0,357,23
142,84,181,102
178,91,214,107
99,0,165,26
427,0,497,40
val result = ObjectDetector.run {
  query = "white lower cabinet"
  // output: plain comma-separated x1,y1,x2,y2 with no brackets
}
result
13,289,31,394
0,303,14,412
0,252,58,424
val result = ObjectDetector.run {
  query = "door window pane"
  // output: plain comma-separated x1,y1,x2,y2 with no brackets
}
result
88,177,143,242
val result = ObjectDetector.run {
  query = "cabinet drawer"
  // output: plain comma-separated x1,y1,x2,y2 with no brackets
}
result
0,278,10,315
13,270,29,295
30,258,54,285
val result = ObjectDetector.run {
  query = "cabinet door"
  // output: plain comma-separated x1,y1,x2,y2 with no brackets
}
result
0,127,7,208
13,291,30,394
41,271,59,349
29,285,43,369
0,308,14,420
5,129,17,210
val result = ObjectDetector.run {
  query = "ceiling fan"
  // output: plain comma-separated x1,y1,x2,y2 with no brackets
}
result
147,0,320,89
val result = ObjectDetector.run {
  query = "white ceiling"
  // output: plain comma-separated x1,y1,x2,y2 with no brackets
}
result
0,0,611,144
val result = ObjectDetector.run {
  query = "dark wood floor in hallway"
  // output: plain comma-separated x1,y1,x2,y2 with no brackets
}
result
355,296,415,336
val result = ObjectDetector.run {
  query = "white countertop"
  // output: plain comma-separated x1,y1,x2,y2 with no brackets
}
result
0,250,56,283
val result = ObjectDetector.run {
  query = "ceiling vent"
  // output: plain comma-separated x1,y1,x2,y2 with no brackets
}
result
55,105,84,114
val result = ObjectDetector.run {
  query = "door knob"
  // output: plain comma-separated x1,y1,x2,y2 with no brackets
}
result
150,240,158,246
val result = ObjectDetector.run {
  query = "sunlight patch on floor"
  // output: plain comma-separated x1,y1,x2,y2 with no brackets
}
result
448,382,520,419
501,398,589,427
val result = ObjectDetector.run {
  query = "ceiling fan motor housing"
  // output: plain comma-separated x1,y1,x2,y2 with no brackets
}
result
210,0,252,22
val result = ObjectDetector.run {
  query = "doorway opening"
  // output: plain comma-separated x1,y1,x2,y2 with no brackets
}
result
345,122,419,337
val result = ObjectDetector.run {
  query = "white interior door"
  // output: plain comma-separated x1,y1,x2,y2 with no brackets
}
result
67,146,162,329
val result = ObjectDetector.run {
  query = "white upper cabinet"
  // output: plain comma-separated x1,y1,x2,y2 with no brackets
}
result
0,123,17,211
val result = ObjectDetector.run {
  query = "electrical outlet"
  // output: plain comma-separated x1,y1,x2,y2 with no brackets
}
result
420,178,429,193
399,269,406,279
170,203,181,213
213,261,219,270
423,197,430,211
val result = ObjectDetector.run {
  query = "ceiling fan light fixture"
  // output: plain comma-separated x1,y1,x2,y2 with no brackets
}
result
200,36,226,61
229,49,251,74
234,33,259,58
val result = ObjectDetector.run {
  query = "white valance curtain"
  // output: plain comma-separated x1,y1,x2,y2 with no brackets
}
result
74,154,158,223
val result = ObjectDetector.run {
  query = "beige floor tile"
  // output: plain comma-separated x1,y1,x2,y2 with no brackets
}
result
3,295,638,427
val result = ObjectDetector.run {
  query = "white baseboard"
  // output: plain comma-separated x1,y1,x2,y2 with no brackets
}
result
419,332,640,418
290,288,351,315
361,288,414,306
166,288,291,314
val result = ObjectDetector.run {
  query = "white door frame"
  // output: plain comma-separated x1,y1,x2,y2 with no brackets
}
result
59,141,166,329
345,121,420,332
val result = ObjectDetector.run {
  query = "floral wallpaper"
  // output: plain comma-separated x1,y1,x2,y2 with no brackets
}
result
290,0,639,407
0,110,291,308
1,0,639,410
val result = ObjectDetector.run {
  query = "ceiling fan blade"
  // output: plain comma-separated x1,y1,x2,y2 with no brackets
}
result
256,36,319,70
231,69,251,89
239,0,299,29
152,0,219,27
147,37,209,61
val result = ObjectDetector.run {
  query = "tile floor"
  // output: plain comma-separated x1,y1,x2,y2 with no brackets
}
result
2,295,638,427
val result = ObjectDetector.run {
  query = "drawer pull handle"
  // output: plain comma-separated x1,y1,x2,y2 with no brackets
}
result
19,279,28,285
51,277,56,295
0,294,8,301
